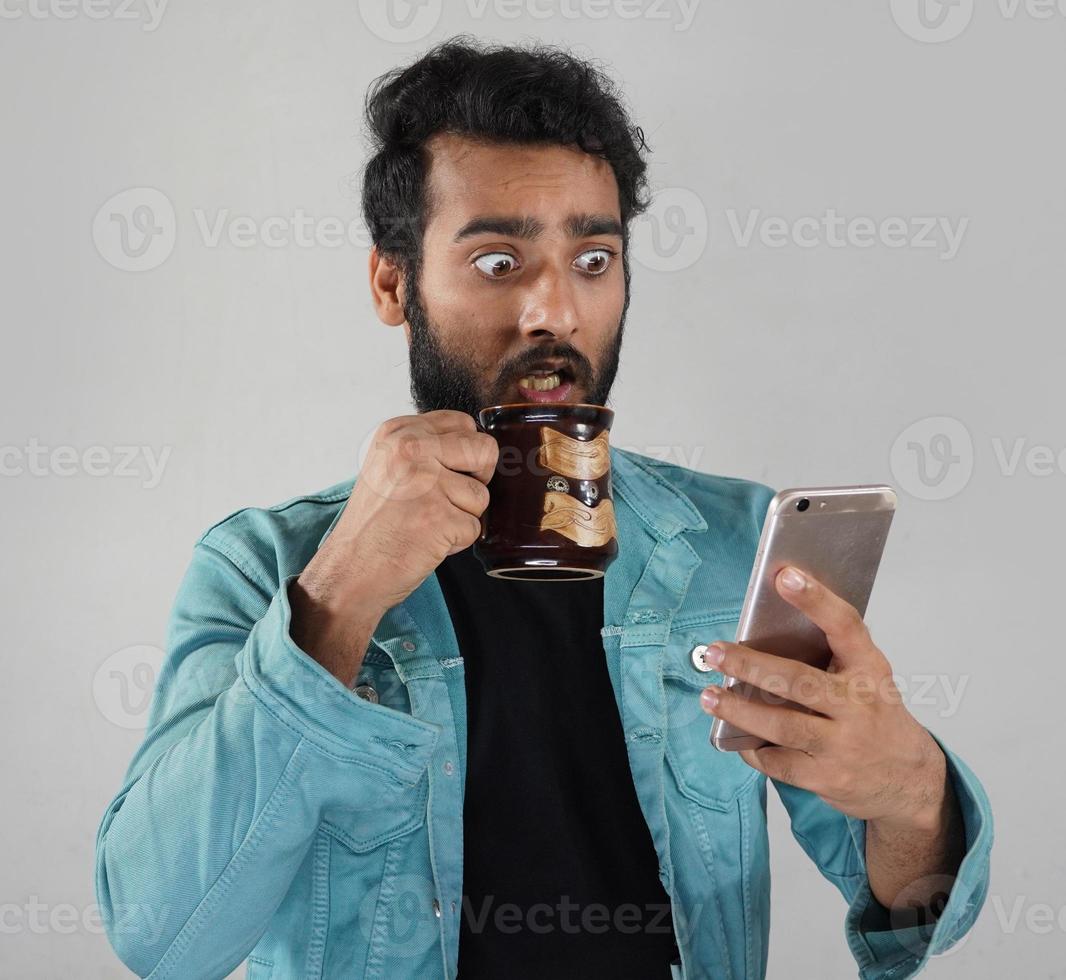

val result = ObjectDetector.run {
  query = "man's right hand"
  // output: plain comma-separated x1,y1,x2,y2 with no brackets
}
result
288,411,499,687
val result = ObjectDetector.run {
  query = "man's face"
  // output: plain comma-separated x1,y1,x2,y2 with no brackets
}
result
397,132,628,418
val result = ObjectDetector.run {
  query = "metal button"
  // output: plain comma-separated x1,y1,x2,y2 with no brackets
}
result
443,761,455,776
354,684,379,703
432,899,441,918
402,640,416,652
690,644,714,673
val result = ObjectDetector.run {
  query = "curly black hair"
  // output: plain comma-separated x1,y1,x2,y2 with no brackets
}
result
360,35,651,288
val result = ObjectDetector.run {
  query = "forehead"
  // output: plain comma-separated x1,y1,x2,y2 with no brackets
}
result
422,132,621,229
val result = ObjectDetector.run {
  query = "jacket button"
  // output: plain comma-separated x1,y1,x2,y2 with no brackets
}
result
402,640,417,652
433,899,441,918
354,684,379,703
690,644,714,672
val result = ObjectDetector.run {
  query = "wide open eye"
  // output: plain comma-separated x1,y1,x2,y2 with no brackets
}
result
473,252,519,279
574,248,615,276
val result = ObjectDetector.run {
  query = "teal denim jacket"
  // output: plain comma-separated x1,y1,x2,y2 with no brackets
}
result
95,446,993,979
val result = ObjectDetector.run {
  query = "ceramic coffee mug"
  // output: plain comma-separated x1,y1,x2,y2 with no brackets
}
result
472,402,618,580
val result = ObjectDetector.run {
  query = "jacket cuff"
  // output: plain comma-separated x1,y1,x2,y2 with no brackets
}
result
842,728,994,980
237,574,440,788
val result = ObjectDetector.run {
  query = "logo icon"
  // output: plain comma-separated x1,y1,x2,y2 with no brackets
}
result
92,187,176,272
357,873,439,959
357,0,441,42
888,874,972,957
92,644,165,729
632,187,709,273
890,0,974,43
889,416,974,500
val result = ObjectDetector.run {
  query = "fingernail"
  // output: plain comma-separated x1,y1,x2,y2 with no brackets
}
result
780,566,806,591
704,642,725,666
700,687,721,710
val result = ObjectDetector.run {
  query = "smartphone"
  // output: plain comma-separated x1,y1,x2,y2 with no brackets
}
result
709,484,897,752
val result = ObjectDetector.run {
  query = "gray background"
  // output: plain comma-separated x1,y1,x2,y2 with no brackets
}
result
1,0,1061,976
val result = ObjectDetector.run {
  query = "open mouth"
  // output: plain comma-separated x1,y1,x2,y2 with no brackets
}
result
514,366,577,402
516,367,569,391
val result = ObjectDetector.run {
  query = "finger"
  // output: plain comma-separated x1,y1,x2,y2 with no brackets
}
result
435,431,500,484
439,467,492,518
774,566,874,664
702,641,838,715
442,506,484,555
738,745,821,791
700,682,832,755
422,409,481,434
379,412,473,446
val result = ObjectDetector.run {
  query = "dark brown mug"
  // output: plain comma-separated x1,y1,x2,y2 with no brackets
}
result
472,402,618,580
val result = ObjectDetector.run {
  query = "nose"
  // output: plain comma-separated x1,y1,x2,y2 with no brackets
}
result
517,264,579,342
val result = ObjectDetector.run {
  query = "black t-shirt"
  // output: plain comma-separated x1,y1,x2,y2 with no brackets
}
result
435,544,680,979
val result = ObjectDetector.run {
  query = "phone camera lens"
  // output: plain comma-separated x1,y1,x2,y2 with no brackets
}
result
796,497,810,512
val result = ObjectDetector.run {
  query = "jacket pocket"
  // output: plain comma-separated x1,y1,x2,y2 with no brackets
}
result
661,616,761,810
321,766,429,853
314,772,433,979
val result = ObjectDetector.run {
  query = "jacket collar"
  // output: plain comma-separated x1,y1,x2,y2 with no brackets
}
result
608,445,707,539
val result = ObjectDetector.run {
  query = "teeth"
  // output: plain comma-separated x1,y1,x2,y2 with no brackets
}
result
518,372,562,391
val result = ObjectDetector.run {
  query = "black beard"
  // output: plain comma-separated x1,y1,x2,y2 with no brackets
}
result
404,279,626,421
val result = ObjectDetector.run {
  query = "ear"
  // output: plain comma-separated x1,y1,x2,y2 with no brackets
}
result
368,246,407,327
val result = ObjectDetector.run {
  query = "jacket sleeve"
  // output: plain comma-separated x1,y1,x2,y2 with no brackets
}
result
772,728,993,979
93,534,440,980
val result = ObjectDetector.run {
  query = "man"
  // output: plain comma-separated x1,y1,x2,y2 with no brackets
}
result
95,37,992,979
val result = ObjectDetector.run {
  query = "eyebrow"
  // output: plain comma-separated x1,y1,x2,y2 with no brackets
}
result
452,212,624,244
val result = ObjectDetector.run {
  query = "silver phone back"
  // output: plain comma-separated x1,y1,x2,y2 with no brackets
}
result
710,485,897,751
